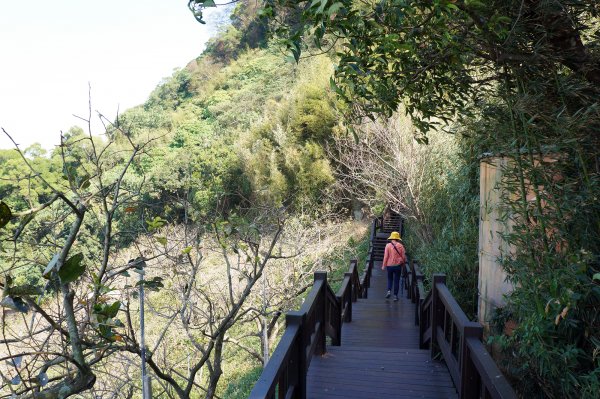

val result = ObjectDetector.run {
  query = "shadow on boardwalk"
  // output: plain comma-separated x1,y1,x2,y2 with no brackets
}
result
306,263,458,399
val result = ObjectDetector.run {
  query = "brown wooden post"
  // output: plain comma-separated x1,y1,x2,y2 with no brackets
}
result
410,259,416,303
415,272,421,327
418,297,425,339
350,259,358,302
460,322,483,399
344,272,353,322
333,292,343,346
314,272,327,356
286,311,306,399
430,274,446,359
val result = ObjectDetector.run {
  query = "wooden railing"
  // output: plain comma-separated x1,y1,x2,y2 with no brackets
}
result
405,261,517,399
249,258,372,399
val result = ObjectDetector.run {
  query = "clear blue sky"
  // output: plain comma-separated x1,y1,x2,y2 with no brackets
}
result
0,1,228,150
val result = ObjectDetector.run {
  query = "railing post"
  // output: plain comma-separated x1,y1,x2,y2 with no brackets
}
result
314,272,327,356
333,291,343,346
350,259,358,302
410,259,416,303
460,322,483,399
286,311,306,399
415,275,421,327
430,274,446,359
344,272,353,322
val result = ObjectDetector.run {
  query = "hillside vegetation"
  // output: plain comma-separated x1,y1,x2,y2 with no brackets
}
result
0,4,364,398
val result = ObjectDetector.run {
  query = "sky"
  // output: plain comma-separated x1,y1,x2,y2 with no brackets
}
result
0,0,229,150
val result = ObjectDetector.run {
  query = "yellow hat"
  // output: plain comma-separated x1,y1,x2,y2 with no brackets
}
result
387,231,401,241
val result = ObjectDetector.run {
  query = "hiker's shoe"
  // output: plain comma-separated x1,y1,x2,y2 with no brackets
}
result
385,290,391,299
393,295,399,302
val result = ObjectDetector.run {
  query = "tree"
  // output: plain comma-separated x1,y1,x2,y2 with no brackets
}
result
0,119,320,399
0,106,163,398
248,0,598,134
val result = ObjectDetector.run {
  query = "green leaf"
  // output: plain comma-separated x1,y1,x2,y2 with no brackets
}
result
42,253,60,278
317,0,328,14
182,246,193,254
58,253,85,284
464,0,485,8
0,201,12,229
146,216,166,231
156,236,167,246
327,2,344,16
135,277,164,291
99,324,114,340
105,301,121,318
593,273,600,281
79,175,91,190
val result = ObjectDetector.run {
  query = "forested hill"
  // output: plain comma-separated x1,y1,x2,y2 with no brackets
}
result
2,4,340,215
96,3,341,218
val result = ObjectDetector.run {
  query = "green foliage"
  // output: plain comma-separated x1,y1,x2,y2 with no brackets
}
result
146,69,194,110
239,57,340,209
0,147,62,211
262,0,600,137
93,300,123,341
222,367,263,399
253,0,600,395
406,152,480,317
205,25,244,62
461,69,600,396
326,232,370,292
0,201,11,228
0,4,359,398
57,252,85,284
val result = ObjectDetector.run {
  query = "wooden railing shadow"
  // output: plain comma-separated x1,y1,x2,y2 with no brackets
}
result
249,258,373,399
405,260,517,399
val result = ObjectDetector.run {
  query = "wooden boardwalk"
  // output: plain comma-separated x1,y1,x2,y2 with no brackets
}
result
306,262,458,399
250,213,515,399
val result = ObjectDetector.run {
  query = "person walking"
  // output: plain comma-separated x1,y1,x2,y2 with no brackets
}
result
382,231,406,301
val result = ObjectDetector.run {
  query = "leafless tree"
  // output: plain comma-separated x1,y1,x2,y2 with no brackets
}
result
0,99,163,398
330,113,460,244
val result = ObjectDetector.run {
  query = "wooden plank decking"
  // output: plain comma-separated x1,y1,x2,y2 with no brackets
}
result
306,262,458,399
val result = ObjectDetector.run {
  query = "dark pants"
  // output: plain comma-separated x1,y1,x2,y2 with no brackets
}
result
386,265,403,296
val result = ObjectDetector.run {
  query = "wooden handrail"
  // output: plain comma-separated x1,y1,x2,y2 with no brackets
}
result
414,272,516,399
361,216,381,298
250,316,302,398
249,258,363,399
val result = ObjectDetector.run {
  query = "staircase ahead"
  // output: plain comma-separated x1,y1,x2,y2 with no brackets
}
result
381,210,402,234
371,211,403,261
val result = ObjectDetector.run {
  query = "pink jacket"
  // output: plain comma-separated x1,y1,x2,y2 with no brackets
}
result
382,242,406,268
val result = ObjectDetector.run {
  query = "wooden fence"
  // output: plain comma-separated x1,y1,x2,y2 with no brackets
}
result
249,258,372,399
406,260,517,399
